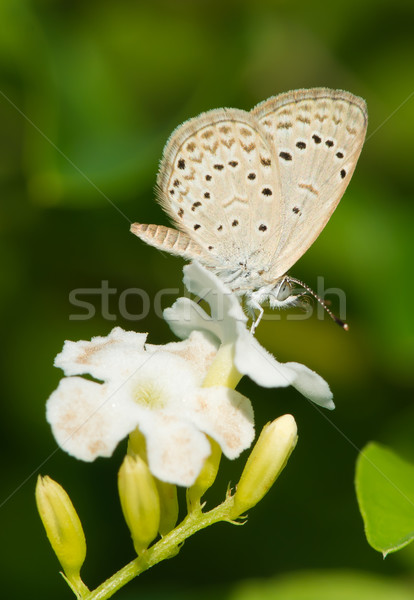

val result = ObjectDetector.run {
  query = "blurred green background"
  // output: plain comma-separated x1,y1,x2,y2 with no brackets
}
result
1,0,414,598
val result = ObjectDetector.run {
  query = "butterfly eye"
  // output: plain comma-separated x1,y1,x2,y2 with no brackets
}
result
275,280,292,301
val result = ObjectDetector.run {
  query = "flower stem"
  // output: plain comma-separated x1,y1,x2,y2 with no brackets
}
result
63,573,90,598
83,495,236,600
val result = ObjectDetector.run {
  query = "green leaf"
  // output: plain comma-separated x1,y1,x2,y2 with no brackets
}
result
356,442,414,556
230,570,414,600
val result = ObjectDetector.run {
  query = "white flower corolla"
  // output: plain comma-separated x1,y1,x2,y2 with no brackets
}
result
164,263,334,410
47,328,255,487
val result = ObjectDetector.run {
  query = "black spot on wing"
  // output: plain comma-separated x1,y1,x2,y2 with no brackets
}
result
279,151,292,161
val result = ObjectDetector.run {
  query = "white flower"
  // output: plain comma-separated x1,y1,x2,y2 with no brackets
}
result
164,262,334,410
46,327,255,487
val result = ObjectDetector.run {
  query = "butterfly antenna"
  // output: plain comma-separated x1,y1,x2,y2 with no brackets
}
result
287,276,349,331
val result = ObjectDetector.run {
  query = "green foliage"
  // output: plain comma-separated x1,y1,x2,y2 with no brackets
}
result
230,570,414,600
356,443,414,556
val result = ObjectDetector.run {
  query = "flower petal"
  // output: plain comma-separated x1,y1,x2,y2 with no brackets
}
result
140,412,211,487
46,377,139,461
164,262,245,345
234,328,296,388
164,298,221,342
284,362,335,409
182,262,247,341
124,348,203,406
168,263,335,409
189,387,255,459
54,327,148,382
147,330,219,380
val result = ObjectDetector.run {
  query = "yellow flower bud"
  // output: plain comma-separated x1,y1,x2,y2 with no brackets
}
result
127,428,147,460
118,455,160,555
155,479,179,536
187,437,221,512
35,475,86,589
230,414,298,518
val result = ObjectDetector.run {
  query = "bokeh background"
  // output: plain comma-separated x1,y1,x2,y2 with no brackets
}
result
1,1,414,598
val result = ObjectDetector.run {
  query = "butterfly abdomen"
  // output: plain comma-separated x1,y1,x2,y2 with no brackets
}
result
130,222,206,260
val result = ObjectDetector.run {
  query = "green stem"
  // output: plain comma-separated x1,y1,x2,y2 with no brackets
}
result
84,495,235,600
63,573,90,598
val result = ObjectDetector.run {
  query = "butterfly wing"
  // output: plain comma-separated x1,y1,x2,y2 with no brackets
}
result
252,88,367,280
155,108,284,272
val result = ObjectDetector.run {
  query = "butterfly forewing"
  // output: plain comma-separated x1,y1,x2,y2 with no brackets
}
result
156,108,283,271
252,88,367,280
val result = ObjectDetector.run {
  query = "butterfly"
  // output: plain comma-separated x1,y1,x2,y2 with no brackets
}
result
131,88,367,332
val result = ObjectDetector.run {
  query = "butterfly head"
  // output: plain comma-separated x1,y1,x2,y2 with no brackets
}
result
245,277,301,316
267,277,301,309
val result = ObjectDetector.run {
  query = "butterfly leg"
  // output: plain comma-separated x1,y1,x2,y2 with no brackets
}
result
221,268,243,286
249,301,264,335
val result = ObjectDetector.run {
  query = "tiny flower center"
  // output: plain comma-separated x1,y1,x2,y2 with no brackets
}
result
133,381,166,410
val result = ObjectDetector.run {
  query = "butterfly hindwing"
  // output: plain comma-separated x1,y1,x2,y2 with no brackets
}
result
156,108,284,271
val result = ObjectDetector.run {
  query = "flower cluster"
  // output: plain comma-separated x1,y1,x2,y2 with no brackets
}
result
40,261,335,598
47,262,333,488
47,327,254,487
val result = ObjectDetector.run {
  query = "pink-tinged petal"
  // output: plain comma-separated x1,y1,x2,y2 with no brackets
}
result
140,412,211,487
284,362,335,409
46,377,139,461
54,328,148,382
124,350,200,405
189,387,255,459
146,330,218,381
